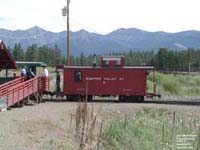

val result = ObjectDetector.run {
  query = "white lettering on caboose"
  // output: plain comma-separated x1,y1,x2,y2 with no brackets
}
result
86,77,102,81
104,77,117,81
85,77,125,81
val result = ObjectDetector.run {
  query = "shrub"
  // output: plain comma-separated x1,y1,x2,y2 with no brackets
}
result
147,72,200,96
147,80,154,92
148,72,165,83
162,78,181,95
187,87,200,96
194,76,200,86
103,110,199,150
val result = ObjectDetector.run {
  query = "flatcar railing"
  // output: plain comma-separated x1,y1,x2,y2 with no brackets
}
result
6,77,39,107
38,77,49,93
0,77,23,97
0,76,49,109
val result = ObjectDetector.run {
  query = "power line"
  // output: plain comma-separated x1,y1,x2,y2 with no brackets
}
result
70,18,105,35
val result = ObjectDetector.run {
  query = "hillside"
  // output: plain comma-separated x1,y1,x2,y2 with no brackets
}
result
1,26,200,55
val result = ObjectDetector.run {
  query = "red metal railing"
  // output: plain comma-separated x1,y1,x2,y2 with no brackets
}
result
0,76,49,108
38,77,49,93
6,77,39,107
0,77,23,96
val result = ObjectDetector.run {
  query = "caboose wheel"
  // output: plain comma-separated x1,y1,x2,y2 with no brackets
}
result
66,95,73,101
119,95,126,102
87,95,93,101
66,95,80,101
136,96,144,102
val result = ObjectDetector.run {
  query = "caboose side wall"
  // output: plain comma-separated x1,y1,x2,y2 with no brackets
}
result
63,67,147,96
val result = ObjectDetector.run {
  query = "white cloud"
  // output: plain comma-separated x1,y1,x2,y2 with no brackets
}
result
0,0,200,33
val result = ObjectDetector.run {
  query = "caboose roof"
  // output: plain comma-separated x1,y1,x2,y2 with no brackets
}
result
101,55,125,58
102,57,122,61
64,66,154,70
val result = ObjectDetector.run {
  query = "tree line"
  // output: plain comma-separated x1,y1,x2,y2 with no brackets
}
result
10,43,200,72
111,48,200,72
10,43,65,66
121,48,200,72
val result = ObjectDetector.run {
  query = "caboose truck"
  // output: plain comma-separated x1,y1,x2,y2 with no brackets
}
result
61,56,160,102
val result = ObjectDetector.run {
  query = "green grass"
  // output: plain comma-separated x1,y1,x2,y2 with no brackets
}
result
103,108,200,150
147,72,200,96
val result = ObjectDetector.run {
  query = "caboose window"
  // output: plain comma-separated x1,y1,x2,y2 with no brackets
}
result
74,70,82,82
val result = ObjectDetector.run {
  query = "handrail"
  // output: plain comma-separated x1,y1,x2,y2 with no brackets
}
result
0,77,23,97
6,77,39,107
0,76,49,108
38,76,49,93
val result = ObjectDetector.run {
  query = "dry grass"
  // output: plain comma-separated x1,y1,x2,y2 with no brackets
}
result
72,98,103,150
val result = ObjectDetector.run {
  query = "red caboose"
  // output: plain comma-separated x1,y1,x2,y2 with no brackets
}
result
63,56,157,102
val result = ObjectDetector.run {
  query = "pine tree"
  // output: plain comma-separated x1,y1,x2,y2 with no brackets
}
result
12,43,25,61
80,52,84,66
25,44,38,61
53,44,62,65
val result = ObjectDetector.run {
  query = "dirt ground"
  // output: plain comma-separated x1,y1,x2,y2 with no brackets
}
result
0,100,200,150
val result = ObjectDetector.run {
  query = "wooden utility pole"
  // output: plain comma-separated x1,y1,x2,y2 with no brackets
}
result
67,0,70,65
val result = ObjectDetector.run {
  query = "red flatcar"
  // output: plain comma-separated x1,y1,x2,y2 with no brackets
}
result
63,56,158,102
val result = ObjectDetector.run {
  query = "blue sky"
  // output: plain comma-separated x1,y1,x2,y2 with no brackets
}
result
0,0,200,34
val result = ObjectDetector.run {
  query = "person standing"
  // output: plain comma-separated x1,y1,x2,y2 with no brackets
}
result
43,67,49,77
26,68,35,79
21,66,27,80
41,67,49,92
93,53,97,67
56,71,61,92
13,73,16,78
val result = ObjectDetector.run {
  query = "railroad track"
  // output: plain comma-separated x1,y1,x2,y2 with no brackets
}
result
43,98,200,106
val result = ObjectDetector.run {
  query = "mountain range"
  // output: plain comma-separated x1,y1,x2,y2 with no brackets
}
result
1,26,200,56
